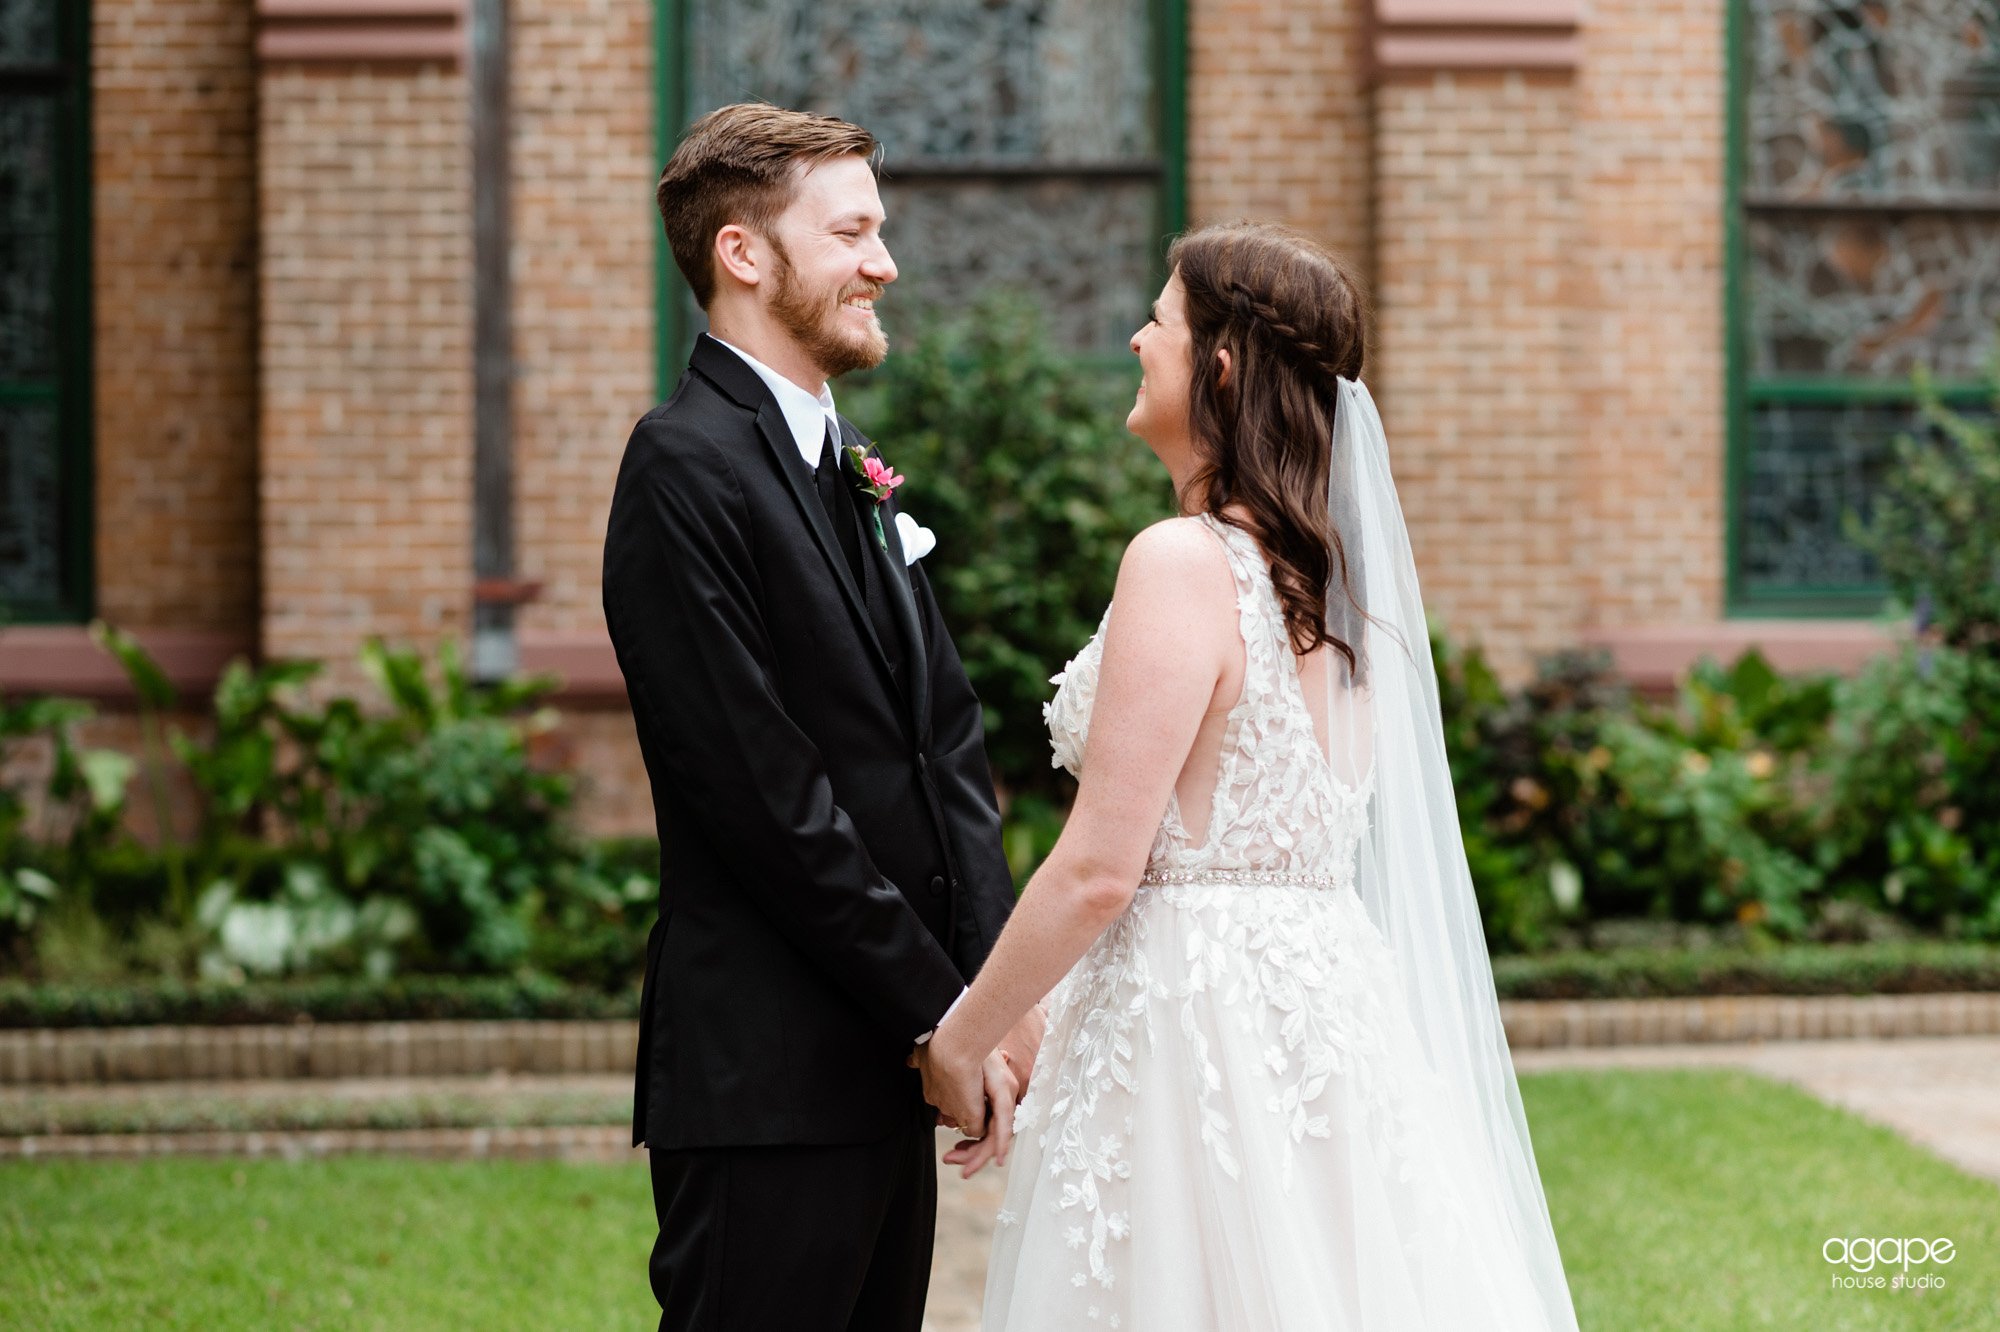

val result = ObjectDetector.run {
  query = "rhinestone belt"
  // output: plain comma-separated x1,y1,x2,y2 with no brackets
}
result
1140,867,1350,891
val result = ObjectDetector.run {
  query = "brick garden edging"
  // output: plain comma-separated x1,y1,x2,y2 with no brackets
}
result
0,1020,638,1087
4,994,1999,1087
0,1124,629,1163
1498,991,2000,1049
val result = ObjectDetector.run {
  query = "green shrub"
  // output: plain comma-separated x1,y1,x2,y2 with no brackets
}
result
1852,367,2000,651
0,689,134,962
1,634,655,987
1816,643,2000,938
1437,635,1838,950
847,295,1172,800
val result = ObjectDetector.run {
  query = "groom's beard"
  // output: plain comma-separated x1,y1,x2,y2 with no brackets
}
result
767,239,887,379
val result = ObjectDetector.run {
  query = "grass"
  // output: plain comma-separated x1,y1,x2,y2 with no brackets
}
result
0,1157,660,1329
0,1069,1995,1329
1523,1070,2000,1330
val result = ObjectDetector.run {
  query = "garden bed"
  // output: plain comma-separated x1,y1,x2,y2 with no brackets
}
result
2,940,1995,1029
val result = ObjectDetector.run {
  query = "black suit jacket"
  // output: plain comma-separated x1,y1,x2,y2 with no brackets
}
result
603,334,1014,1150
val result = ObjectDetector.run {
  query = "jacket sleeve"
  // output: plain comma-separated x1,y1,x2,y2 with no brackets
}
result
602,415,965,1040
908,558,1015,968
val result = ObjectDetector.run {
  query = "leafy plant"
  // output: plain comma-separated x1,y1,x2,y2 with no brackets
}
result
1852,366,2000,652
848,295,1172,799
1816,643,2000,939
0,690,134,957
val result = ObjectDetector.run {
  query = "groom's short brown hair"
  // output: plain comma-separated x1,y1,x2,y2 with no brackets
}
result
657,103,880,309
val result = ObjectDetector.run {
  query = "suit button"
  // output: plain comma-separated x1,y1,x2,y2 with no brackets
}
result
928,876,947,898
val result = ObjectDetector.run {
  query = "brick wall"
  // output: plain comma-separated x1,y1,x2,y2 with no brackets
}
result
1188,0,1374,278
257,65,474,682
1574,0,1727,631
91,0,259,635
1374,70,1583,679
505,0,657,833
511,0,656,640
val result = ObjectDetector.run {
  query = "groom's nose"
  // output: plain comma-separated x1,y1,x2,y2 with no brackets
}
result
862,240,897,285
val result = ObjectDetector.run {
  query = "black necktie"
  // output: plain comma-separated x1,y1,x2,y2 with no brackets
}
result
815,423,865,588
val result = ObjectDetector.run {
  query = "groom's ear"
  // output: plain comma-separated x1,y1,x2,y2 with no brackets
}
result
713,223,765,290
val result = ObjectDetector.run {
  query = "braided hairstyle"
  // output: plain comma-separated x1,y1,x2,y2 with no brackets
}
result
1168,221,1369,667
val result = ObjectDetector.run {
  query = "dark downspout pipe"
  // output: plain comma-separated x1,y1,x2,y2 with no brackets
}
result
470,0,537,679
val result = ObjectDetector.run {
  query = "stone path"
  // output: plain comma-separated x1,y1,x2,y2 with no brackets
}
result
921,1035,2000,1330
1512,1035,2000,1185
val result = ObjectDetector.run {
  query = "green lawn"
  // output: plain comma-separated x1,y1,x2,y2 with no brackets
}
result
1526,1069,2000,1331
1,1069,1995,1329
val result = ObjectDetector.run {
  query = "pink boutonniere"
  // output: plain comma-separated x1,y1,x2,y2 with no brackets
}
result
846,444,903,550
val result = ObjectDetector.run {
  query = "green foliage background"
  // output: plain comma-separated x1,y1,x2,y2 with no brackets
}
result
4,316,1999,981
848,296,1173,801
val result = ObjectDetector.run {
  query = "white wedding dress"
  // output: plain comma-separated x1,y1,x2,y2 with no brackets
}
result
983,513,1568,1331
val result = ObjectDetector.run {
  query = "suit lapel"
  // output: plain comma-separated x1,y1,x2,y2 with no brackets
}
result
686,336,922,741
842,420,932,744
750,402,905,699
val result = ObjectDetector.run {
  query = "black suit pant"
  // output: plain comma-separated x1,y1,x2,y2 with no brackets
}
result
648,1105,937,1332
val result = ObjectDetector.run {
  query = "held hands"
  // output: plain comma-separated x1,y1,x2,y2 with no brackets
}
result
909,1028,1019,1179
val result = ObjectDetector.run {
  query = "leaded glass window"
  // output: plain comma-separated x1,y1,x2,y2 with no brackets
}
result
0,0,89,621
658,0,1182,383
1731,0,2000,609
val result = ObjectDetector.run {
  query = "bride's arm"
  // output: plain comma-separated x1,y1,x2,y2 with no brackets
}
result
918,517,1236,1137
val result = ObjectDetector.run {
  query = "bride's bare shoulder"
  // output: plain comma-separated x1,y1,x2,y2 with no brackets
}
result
1110,515,1237,621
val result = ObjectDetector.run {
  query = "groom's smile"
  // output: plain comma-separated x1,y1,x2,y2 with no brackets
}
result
757,152,898,380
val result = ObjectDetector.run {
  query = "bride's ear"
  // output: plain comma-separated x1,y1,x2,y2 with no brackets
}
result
1215,347,1232,389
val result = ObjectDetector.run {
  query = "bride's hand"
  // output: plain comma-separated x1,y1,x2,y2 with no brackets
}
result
942,1052,1020,1178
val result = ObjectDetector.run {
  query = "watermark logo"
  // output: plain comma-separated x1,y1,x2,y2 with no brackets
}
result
1824,1236,1955,1292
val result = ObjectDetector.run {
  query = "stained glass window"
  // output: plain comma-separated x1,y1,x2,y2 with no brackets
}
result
0,0,88,621
660,0,1180,379
1732,0,2000,608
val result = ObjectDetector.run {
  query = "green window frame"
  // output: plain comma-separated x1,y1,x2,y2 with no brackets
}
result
1724,0,2000,616
0,0,92,624
652,0,1188,399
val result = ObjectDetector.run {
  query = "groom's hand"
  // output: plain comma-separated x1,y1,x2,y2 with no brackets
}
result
909,1040,988,1140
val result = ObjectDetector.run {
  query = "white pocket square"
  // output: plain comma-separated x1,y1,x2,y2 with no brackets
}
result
895,512,936,565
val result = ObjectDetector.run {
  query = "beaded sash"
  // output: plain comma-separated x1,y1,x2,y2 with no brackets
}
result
1138,866,1351,891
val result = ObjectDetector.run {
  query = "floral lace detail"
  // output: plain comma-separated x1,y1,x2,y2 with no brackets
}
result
1042,516,1374,880
1002,516,1477,1312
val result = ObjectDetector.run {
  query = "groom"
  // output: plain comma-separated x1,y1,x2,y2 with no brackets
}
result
602,103,1036,1332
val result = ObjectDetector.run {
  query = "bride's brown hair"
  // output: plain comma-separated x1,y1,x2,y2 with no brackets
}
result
1168,221,1368,667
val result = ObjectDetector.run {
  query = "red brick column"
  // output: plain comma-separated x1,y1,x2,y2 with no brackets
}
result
91,0,260,638
254,3,473,682
1371,1,1585,680
1188,0,1374,277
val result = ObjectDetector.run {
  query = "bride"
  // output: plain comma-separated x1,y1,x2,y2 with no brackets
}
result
912,221,1581,1330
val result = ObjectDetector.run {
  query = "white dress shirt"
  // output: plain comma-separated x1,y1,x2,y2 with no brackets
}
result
711,336,842,470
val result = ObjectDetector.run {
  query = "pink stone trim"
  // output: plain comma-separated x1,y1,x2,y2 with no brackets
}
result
1376,0,1581,23
1587,620,1902,691
259,0,464,16
519,629,628,705
255,0,465,67
1375,32,1582,71
0,627,251,702
1373,0,1581,74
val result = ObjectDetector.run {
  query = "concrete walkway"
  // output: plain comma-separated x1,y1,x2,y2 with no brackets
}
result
921,1035,2000,1331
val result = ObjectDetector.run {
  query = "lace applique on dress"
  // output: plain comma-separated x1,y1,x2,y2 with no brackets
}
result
986,517,1524,1332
